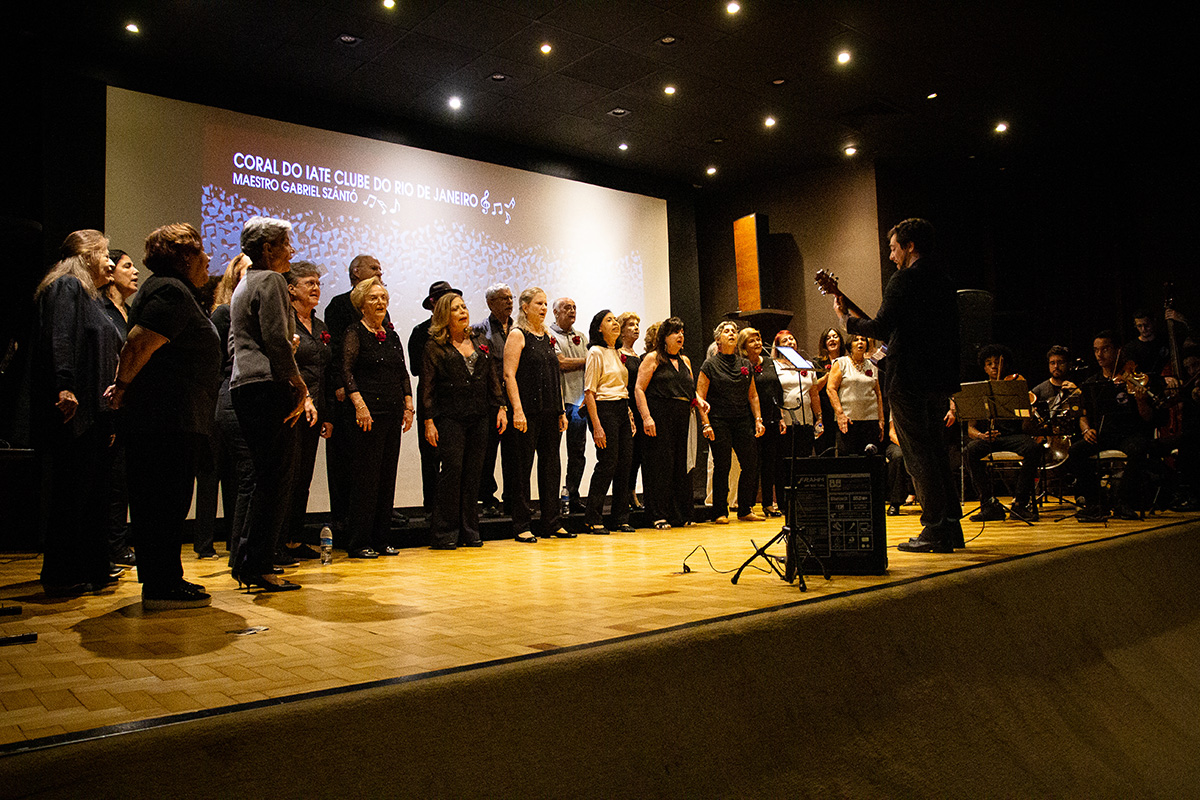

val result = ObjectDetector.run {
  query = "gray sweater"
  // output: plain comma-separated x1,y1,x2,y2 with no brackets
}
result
229,269,301,390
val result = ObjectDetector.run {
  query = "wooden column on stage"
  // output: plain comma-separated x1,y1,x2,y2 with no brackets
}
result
731,212,792,339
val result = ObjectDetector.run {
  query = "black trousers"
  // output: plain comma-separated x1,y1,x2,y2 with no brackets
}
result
107,441,130,559
629,405,645,502
836,418,883,456
643,398,693,526
40,423,113,587
126,429,204,591
564,402,588,502
585,400,634,527
710,415,759,517
478,415,518,511
346,413,403,553
325,398,355,532
1069,431,1153,508
431,413,488,547
889,389,962,539
285,416,323,543
964,433,1042,503
232,382,300,577
214,392,255,566
886,442,912,506
417,410,441,514
758,420,783,510
512,409,563,536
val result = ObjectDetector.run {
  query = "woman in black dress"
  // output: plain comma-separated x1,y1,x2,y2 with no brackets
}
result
32,230,121,596
696,321,765,524
813,327,845,456
616,312,644,509
423,293,506,549
343,276,414,558
634,317,708,529
109,223,222,609
504,286,572,542
739,327,786,518
279,261,332,562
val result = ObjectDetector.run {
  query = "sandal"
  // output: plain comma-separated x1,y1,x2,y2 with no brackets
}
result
714,516,730,525
515,532,538,543
653,520,672,530
585,525,610,535
738,513,766,522
547,529,578,538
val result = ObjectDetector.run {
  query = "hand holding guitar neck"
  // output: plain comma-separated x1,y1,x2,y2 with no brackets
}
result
814,269,869,321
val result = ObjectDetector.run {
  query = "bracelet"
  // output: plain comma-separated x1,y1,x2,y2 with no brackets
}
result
702,423,713,430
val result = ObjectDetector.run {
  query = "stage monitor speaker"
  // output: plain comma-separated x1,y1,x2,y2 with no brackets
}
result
785,455,888,575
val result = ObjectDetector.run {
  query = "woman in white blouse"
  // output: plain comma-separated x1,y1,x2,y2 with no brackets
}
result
582,309,636,534
771,330,824,497
825,333,884,456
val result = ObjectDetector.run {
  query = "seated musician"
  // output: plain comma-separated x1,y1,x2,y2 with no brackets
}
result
1031,345,1080,425
1069,331,1155,521
1169,345,1200,511
964,345,1042,522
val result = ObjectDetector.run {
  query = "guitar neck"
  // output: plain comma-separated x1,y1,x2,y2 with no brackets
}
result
837,291,870,321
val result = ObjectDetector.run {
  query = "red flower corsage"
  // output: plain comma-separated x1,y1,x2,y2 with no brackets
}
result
479,343,489,354
572,334,582,345
753,364,763,374
740,366,749,376
619,352,627,363
865,369,873,377
375,330,387,342
800,370,808,377
386,322,394,331
319,331,331,344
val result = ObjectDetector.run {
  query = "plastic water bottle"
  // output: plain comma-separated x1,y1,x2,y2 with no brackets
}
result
320,526,333,565
561,489,571,517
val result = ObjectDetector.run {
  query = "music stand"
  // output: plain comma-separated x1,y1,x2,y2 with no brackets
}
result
955,379,1034,525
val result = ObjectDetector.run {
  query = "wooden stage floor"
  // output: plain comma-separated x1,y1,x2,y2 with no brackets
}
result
2,502,1195,751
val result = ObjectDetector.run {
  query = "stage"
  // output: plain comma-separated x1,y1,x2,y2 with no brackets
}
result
3,503,1200,797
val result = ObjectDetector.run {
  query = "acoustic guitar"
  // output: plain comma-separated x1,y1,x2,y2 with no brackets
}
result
813,269,869,320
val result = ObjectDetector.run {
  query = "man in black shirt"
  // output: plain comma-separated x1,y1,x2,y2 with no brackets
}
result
473,282,515,515
409,280,461,516
835,218,963,553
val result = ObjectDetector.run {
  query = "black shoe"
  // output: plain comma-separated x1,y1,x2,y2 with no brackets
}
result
377,545,400,556
617,524,635,533
233,573,300,593
273,553,300,567
108,564,126,579
462,540,483,547
348,548,379,559
887,504,900,516
585,525,610,535
480,504,501,519
898,536,954,554
1111,504,1141,521
1077,506,1108,522
143,582,212,610
515,532,538,543
547,529,579,538
43,582,92,598
970,499,1006,522
196,550,220,560
113,547,137,566
270,565,285,574
286,543,322,560
1010,501,1039,522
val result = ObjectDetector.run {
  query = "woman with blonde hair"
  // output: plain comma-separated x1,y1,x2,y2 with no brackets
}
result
32,230,121,595
422,292,506,549
826,333,884,456
504,286,572,542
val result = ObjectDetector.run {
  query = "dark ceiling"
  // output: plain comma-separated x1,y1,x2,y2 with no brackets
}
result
27,1,1174,189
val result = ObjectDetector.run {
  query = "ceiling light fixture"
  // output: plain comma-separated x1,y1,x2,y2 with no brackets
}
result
608,107,629,117
659,35,677,45
337,33,363,47
125,22,140,33
663,85,676,95
844,146,857,156
490,73,507,81
710,137,725,144
995,122,1008,133
540,43,552,54
771,78,786,86
726,2,741,14
382,0,395,8
448,96,463,110
706,166,717,176
764,116,776,127
618,143,629,151
927,92,938,99
837,51,851,64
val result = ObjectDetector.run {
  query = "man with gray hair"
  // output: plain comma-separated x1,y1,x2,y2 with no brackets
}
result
473,282,514,515
549,296,588,513
323,254,388,536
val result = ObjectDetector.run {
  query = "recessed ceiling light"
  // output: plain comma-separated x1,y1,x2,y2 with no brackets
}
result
337,33,363,47
125,22,140,33
618,143,629,151
927,92,938,99
490,73,507,81
771,78,786,86
994,122,1008,133
837,51,851,64
608,107,629,117
844,146,857,156
706,166,717,176
764,116,776,127
382,0,395,8
448,96,462,110
540,43,552,55
726,2,741,14
710,137,725,144
659,35,677,45
663,85,676,95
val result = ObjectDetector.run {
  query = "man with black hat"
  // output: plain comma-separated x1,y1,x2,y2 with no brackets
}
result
410,280,461,515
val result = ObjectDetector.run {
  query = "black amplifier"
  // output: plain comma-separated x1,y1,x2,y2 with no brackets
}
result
784,455,888,575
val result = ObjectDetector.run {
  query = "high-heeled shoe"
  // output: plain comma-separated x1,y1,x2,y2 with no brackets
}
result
235,572,301,592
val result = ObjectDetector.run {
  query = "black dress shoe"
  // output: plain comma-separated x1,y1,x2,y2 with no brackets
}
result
143,582,212,610
348,548,379,559
113,547,137,566
617,524,635,533
1010,502,1039,522
377,545,400,556
970,499,1006,522
1112,504,1141,521
1077,506,1108,522
462,540,483,547
270,565,285,574
430,543,457,550
898,536,954,554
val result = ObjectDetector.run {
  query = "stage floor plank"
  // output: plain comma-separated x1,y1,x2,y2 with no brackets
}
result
2,502,1194,749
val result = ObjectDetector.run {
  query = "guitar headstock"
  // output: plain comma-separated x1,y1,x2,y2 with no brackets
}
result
813,269,840,297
